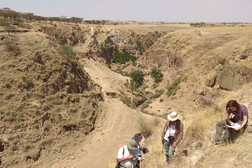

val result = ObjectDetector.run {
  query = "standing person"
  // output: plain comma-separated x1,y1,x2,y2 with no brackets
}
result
116,139,138,168
161,111,183,164
215,100,249,145
132,133,149,168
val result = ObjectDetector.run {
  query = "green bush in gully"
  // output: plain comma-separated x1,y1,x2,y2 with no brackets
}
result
112,51,137,64
136,40,145,55
150,68,164,83
130,70,145,87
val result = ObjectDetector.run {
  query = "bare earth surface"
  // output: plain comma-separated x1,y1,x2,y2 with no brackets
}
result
1,19,252,168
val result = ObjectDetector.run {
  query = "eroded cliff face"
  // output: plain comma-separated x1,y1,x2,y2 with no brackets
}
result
0,25,103,167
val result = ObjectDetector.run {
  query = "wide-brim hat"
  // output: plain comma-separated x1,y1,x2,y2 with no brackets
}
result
167,111,179,121
126,139,138,151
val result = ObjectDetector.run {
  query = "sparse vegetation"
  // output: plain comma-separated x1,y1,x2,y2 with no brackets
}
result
166,76,187,96
144,38,154,48
107,63,111,69
136,40,145,55
104,36,114,46
35,54,43,64
61,45,78,61
59,36,67,45
5,83,11,88
219,58,226,65
167,77,182,96
151,89,165,99
120,96,131,106
21,76,27,82
151,83,158,89
150,68,164,83
138,117,153,138
6,41,21,56
120,96,136,109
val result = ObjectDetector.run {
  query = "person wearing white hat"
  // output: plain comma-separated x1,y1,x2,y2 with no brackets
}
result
161,111,183,163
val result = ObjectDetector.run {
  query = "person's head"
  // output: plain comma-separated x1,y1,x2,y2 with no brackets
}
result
167,111,179,123
126,139,138,152
226,100,240,112
133,133,142,143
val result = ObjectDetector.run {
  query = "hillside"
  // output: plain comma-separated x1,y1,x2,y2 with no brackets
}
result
0,22,103,168
0,15,252,168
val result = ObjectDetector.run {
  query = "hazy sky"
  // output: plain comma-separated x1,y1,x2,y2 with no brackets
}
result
0,0,252,22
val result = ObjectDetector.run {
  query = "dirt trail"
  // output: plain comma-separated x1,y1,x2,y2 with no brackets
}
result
51,58,144,168
82,58,129,93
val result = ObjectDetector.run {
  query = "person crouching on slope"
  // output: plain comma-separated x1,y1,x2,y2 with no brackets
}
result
215,100,249,145
116,139,138,168
132,133,149,168
161,111,183,164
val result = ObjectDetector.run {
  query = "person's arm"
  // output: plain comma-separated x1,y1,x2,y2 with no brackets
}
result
235,115,248,131
226,113,234,126
117,155,134,163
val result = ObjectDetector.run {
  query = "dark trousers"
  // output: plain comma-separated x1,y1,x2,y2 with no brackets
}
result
215,118,246,144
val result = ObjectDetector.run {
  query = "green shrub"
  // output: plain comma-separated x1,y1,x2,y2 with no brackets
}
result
219,58,226,65
130,70,145,87
61,45,78,61
151,89,165,99
35,55,43,64
59,36,67,45
107,63,111,69
104,36,114,46
5,83,11,88
136,40,145,55
167,77,182,96
136,40,145,53
21,76,27,82
120,96,131,107
112,51,137,64
132,62,137,67
151,83,158,89
72,32,76,37
160,99,164,102
150,68,164,83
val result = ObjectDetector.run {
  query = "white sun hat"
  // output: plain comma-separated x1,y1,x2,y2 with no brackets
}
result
167,111,179,121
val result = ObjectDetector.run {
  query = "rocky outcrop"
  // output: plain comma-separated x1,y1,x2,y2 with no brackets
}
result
218,65,252,90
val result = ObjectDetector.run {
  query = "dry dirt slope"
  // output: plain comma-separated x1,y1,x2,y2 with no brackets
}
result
54,28,252,168
0,26,103,168
1,20,252,168
47,58,158,168
54,25,252,168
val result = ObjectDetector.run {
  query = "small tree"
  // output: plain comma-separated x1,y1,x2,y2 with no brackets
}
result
130,70,144,87
150,68,164,83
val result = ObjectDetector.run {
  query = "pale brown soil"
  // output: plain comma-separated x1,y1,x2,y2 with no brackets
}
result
0,19,252,168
